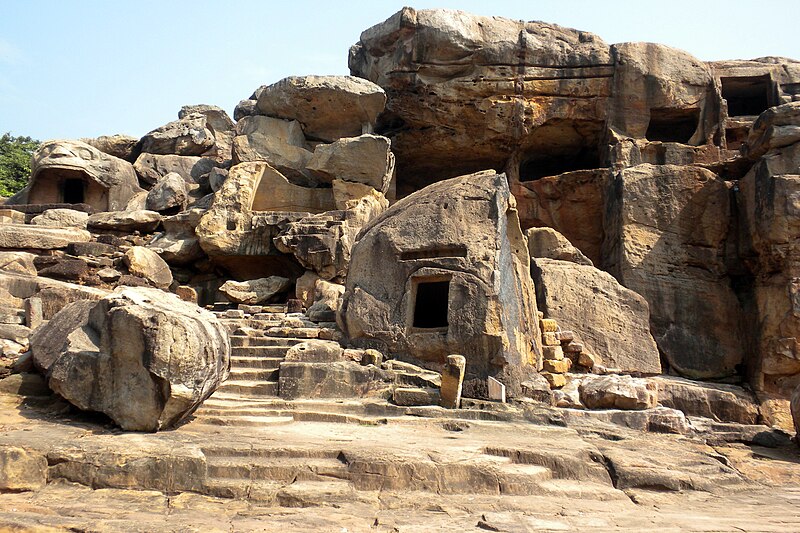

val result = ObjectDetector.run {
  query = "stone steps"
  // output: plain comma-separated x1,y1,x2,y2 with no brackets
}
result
231,345,294,357
230,356,284,369
229,368,279,381
217,380,279,396
230,335,303,347
196,439,577,498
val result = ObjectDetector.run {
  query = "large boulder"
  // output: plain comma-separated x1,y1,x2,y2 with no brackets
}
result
340,170,541,397
0,225,91,250
29,287,230,431
526,227,593,266
742,101,800,159
256,75,386,142
81,134,141,162
140,113,215,156
306,134,395,193
603,164,743,380
30,208,89,228
133,153,221,186
87,210,162,233
231,115,314,184
123,246,173,288
145,172,188,213
218,276,291,304
531,258,661,374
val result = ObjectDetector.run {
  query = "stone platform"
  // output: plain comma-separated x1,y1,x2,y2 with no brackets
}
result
0,384,799,532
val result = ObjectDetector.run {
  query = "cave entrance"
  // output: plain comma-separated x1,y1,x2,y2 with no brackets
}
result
721,75,772,117
62,178,85,204
519,147,600,182
646,108,700,144
412,279,450,329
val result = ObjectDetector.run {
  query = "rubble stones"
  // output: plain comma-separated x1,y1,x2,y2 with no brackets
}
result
29,287,230,431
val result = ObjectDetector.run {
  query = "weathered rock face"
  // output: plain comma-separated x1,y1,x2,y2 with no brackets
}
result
792,384,800,440
256,75,386,142
273,182,389,280
13,140,144,212
739,109,800,396
578,375,658,410
340,170,541,397
531,258,661,374
196,162,335,260
603,164,743,380
29,287,230,431
140,113,215,156
350,7,612,196
513,170,610,265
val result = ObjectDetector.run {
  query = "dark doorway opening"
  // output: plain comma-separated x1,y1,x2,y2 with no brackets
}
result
62,178,85,204
519,147,600,182
646,108,700,144
721,76,772,117
413,280,450,329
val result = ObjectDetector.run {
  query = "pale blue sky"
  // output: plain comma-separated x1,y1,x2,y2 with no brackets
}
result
2,1,798,141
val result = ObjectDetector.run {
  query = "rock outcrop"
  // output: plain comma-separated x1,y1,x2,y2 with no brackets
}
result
603,164,742,380
29,287,229,431
340,170,541,398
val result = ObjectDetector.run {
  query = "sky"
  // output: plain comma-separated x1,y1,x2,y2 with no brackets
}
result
1,0,798,142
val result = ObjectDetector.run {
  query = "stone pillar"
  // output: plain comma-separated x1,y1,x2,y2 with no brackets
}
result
25,297,43,330
440,354,466,409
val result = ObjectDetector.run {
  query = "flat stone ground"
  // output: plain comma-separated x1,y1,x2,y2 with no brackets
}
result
1,392,799,532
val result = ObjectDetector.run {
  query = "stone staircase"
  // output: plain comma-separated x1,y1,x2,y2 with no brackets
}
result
191,303,345,426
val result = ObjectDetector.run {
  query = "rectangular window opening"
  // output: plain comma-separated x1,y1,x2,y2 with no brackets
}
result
413,280,450,329
646,108,700,144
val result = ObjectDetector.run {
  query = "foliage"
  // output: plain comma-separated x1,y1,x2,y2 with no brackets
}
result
0,133,40,197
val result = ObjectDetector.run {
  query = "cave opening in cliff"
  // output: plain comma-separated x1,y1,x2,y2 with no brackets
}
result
412,279,450,329
517,120,604,182
646,108,700,144
721,75,773,117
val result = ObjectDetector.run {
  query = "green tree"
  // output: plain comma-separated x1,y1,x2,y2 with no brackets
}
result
0,133,40,197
